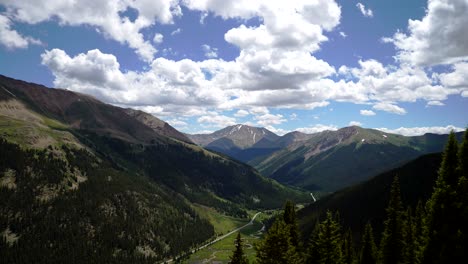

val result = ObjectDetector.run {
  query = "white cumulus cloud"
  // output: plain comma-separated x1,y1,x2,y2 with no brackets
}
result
377,125,465,136
0,14,41,49
296,124,338,134
373,102,407,115
1,0,183,62
360,110,376,116
349,121,362,126
356,3,373,18
386,0,468,66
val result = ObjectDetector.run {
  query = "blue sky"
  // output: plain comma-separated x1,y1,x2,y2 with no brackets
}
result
0,0,467,135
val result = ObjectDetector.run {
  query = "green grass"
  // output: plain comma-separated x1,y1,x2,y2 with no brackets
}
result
192,204,249,235
185,219,265,264
0,115,80,149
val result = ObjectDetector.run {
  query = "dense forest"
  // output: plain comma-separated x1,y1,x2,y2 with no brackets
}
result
0,138,214,263
229,129,468,263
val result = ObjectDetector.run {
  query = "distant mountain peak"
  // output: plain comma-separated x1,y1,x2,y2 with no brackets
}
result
188,124,279,149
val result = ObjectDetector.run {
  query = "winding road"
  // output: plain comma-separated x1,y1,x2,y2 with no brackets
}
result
161,212,261,263
310,192,317,202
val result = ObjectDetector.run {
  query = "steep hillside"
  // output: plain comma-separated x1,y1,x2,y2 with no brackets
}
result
0,75,309,262
0,138,214,263
297,153,443,242
0,75,308,209
124,108,193,143
252,126,461,192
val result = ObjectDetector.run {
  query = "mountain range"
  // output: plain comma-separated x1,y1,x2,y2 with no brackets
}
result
0,75,307,263
188,124,462,193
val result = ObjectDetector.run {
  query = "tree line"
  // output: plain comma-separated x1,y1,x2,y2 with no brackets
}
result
229,129,468,263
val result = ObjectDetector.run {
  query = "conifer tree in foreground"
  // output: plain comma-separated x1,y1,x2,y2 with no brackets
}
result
307,211,343,264
379,175,406,264
404,207,418,264
422,131,462,263
255,219,301,264
342,229,356,264
359,223,377,264
229,232,249,264
283,200,301,249
457,128,468,260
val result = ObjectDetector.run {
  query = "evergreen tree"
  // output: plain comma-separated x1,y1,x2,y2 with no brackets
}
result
255,219,301,264
404,207,418,264
342,229,356,264
459,128,468,178
380,176,405,264
359,223,377,264
422,132,461,263
283,200,300,249
229,232,249,264
413,201,426,261
307,211,343,264
455,128,468,260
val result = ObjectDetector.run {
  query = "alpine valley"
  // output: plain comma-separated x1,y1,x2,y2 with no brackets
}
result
0,75,308,263
0,75,466,264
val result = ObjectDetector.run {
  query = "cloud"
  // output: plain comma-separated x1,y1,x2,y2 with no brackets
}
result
356,3,373,18
377,125,465,136
426,100,445,107
234,109,250,117
339,31,347,38
165,118,188,129
437,62,468,97
338,59,459,105
265,125,290,136
171,28,182,36
386,0,468,66
201,44,218,58
0,14,41,49
254,113,287,127
296,124,338,134
41,48,227,116
153,33,164,44
1,0,183,61
360,110,376,116
373,102,407,115
197,112,236,128
289,113,298,120
349,121,362,126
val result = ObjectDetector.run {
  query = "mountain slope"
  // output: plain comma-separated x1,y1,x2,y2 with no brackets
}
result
297,153,443,242
252,126,461,192
124,108,193,143
0,74,308,262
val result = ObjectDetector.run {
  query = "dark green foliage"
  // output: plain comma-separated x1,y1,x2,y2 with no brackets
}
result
423,132,468,263
283,201,300,249
438,132,459,186
0,139,214,263
379,176,406,264
80,132,308,214
298,153,443,243
342,229,356,264
359,223,377,264
229,233,249,264
307,211,343,264
404,208,419,264
458,128,468,178
255,220,301,264
456,129,468,256
413,201,426,261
